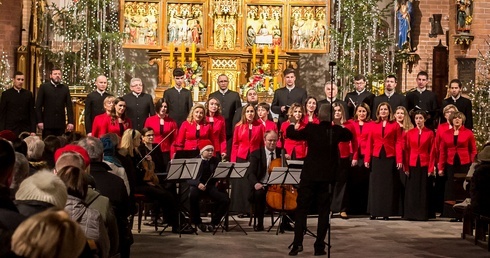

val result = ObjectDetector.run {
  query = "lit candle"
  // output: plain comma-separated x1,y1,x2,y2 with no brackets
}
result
252,44,256,67
191,42,196,62
265,77,270,91
273,76,277,91
193,85,199,102
180,42,185,65
169,43,174,69
274,45,279,70
263,45,268,64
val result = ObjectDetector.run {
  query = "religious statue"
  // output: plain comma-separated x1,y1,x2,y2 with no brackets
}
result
272,25,281,46
258,24,269,36
192,20,203,44
457,0,472,33
167,19,178,43
397,0,413,51
246,25,256,46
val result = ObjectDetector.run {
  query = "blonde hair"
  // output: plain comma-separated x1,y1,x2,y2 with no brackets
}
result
186,104,206,123
11,209,86,258
395,106,414,131
287,103,305,122
448,111,466,126
119,129,141,157
24,136,45,161
443,104,458,114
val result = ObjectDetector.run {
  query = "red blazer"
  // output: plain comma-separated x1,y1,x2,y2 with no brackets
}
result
92,113,132,138
174,120,212,151
434,122,451,162
365,120,403,164
281,121,307,159
438,126,477,171
231,120,264,162
351,120,373,160
404,127,435,173
302,114,320,124
144,115,178,155
206,115,227,156
338,120,358,159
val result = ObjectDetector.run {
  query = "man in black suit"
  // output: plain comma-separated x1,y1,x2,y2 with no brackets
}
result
85,75,112,136
406,71,439,128
372,75,407,119
287,104,352,256
441,79,473,129
162,68,192,128
344,74,375,118
208,74,242,156
0,71,36,136
35,67,74,138
247,130,280,231
318,82,349,119
123,78,155,131
271,68,307,129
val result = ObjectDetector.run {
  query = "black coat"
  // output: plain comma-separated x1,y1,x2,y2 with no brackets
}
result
470,162,490,216
372,93,407,119
344,90,375,118
209,90,242,137
187,156,219,187
122,92,155,132
84,91,112,134
35,81,74,129
0,88,36,135
441,96,473,129
162,88,192,128
271,87,307,126
286,122,352,182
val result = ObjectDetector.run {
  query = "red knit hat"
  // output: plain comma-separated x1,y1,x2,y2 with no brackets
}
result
54,144,91,167
198,139,214,154
0,130,17,142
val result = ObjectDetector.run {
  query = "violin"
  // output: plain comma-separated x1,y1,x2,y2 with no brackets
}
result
142,157,159,185
265,131,298,211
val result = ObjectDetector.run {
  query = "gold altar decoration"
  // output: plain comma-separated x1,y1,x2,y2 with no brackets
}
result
123,1,162,49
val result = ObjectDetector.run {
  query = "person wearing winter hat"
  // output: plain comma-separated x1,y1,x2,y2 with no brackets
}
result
188,139,230,232
14,170,68,217
54,144,91,169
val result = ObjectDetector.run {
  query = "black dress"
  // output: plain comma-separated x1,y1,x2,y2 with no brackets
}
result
404,159,433,220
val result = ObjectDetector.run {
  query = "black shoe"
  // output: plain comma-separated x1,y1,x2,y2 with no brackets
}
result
237,213,250,218
449,218,462,222
289,245,303,256
197,224,207,232
369,216,376,220
314,249,327,256
254,224,264,232
207,224,217,232
281,222,295,232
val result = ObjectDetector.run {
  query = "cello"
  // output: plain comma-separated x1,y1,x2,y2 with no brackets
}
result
265,131,298,211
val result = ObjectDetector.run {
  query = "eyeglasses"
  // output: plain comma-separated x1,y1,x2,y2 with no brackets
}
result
219,80,228,83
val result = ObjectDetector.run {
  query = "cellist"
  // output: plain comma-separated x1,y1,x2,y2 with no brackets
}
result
247,130,280,231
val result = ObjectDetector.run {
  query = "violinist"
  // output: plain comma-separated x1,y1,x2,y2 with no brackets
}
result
247,130,280,231
188,140,230,232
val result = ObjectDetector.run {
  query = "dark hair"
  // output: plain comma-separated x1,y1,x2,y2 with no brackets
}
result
51,67,61,73
305,96,318,116
57,165,88,199
412,110,428,120
386,74,397,82
205,97,222,116
14,71,24,77
417,71,429,79
0,138,16,183
13,138,28,156
283,68,296,76
318,104,332,122
110,97,127,124
449,79,462,89
173,68,185,77
353,103,372,122
155,98,169,114
354,74,365,81
257,102,270,112
140,127,154,137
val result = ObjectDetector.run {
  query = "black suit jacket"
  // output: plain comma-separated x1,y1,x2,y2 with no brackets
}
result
441,96,473,129
344,90,375,118
247,147,282,188
84,91,112,134
372,93,407,119
209,90,242,137
187,156,219,187
286,121,352,182
0,88,36,134
271,86,307,127
123,92,155,132
317,99,350,120
162,88,192,128
35,81,74,129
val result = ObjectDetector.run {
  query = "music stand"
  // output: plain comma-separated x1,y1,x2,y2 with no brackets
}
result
161,158,202,237
213,162,250,235
266,167,301,235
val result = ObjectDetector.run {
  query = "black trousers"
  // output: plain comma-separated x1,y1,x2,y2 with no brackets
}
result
250,187,267,226
135,184,179,226
189,185,230,225
293,180,331,250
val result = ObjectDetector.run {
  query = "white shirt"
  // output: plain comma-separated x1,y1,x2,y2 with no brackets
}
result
356,88,366,95
286,85,295,92
132,92,141,98
385,91,394,98
451,95,461,102
416,87,427,94
219,89,228,95
96,89,106,96
261,148,276,183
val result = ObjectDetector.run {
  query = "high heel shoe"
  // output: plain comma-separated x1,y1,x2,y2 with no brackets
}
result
369,216,376,220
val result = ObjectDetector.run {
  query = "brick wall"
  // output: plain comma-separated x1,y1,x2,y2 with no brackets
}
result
0,0,22,76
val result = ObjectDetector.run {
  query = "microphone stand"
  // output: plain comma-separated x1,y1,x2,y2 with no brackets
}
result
137,129,176,167
327,61,336,258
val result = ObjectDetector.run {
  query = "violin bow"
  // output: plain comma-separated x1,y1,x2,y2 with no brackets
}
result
136,129,176,167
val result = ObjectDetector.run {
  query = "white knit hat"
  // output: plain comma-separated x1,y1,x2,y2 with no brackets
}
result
15,170,68,209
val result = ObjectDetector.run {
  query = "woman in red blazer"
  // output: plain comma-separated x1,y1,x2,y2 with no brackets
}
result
205,97,227,159
280,103,307,160
257,102,278,132
303,97,319,124
92,97,132,138
331,102,358,219
403,110,435,221
230,103,264,214
89,96,115,137
143,99,178,164
365,102,403,220
349,103,373,214
174,104,212,153
438,111,476,219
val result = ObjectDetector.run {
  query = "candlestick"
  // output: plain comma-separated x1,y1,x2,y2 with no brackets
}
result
265,77,270,91
252,44,256,68
180,42,185,65
274,45,279,70
169,43,174,69
191,43,196,62
273,76,277,91
193,85,199,102
263,45,268,65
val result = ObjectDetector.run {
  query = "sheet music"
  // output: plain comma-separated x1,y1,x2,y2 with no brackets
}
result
213,162,234,179
229,162,250,179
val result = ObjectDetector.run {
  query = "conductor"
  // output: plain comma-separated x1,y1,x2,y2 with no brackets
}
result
286,104,353,256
